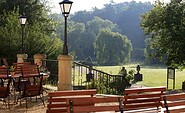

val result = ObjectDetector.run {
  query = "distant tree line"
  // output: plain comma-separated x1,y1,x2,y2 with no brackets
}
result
51,1,153,65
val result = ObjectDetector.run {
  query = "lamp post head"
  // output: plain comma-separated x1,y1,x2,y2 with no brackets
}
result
136,65,140,74
59,0,73,17
19,15,27,26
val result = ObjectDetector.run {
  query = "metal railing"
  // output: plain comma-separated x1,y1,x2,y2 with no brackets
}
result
72,62,127,95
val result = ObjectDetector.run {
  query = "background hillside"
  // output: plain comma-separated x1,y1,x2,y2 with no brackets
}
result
51,1,153,63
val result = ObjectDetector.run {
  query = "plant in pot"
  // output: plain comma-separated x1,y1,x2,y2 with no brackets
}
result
9,66,15,76
39,65,50,84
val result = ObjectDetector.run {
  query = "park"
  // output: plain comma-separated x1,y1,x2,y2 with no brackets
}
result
0,0,185,112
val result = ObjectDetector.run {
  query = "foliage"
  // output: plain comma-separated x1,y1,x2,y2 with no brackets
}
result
0,10,62,59
9,65,15,72
39,65,49,73
141,0,185,68
94,29,132,65
70,2,153,61
144,38,165,64
0,0,61,59
118,68,136,84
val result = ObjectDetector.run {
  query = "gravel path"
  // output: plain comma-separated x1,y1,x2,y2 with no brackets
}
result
0,93,48,113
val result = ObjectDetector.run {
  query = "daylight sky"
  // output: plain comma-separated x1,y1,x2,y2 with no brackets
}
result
51,0,170,14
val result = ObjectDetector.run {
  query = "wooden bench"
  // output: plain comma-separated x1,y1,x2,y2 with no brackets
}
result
161,93,185,113
123,86,166,112
67,96,123,113
46,89,97,113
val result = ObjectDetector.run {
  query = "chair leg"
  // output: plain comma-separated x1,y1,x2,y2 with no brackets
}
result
40,94,45,107
25,97,28,109
8,96,10,109
36,96,37,102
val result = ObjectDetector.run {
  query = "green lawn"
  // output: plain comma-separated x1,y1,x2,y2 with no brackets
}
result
95,64,185,90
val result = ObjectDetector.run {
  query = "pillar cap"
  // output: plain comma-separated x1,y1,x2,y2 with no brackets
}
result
34,54,47,59
58,55,72,60
17,54,28,58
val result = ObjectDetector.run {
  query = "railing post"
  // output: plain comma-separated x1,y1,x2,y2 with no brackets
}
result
57,55,73,90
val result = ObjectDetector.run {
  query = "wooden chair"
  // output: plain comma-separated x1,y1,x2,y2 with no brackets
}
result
18,74,44,108
0,66,11,109
12,62,32,101
17,64,44,108
2,58,8,67
0,66,9,88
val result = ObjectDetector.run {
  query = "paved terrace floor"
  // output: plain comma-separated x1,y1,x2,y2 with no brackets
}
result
0,85,56,113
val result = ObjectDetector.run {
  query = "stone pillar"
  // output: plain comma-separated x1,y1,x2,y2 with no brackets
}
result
33,54,47,66
17,54,28,63
57,55,73,91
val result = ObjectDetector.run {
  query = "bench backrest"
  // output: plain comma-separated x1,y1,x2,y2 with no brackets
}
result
67,96,123,113
123,86,166,111
47,89,97,113
161,93,185,113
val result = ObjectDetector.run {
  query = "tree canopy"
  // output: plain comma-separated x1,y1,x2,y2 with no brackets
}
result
141,0,185,68
94,29,132,65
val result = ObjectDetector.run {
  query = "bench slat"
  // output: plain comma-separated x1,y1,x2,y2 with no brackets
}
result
124,86,166,94
124,102,160,110
48,89,96,97
70,105,120,113
67,96,123,113
47,104,68,108
164,108,185,113
125,93,164,99
124,98,161,104
46,109,67,113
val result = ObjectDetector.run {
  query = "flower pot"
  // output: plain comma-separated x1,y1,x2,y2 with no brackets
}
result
10,72,15,76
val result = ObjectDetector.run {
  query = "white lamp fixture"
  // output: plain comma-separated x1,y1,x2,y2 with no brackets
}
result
19,15,27,26
59,0,73,17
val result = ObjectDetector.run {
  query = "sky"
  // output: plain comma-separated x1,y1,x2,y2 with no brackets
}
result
51,0,170,14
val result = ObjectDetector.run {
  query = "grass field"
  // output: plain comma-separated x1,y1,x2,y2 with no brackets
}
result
95,64,185,90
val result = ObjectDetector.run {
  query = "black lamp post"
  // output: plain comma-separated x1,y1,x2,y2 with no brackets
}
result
19,15,27,54
59,0,73,55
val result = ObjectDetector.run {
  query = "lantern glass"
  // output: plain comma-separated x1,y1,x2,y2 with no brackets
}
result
59,0,73,16
19,16,27,25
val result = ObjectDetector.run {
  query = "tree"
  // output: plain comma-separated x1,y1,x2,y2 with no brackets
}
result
94,29,132,65
144,38,164,64
141,1,185,68
85,17,122,60
70,2,153,61
0,10,62,59
0,0,61,59
68,22,87,60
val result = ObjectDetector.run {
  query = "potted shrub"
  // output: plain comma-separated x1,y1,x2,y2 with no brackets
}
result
39,65,50,84
9,66,15,76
